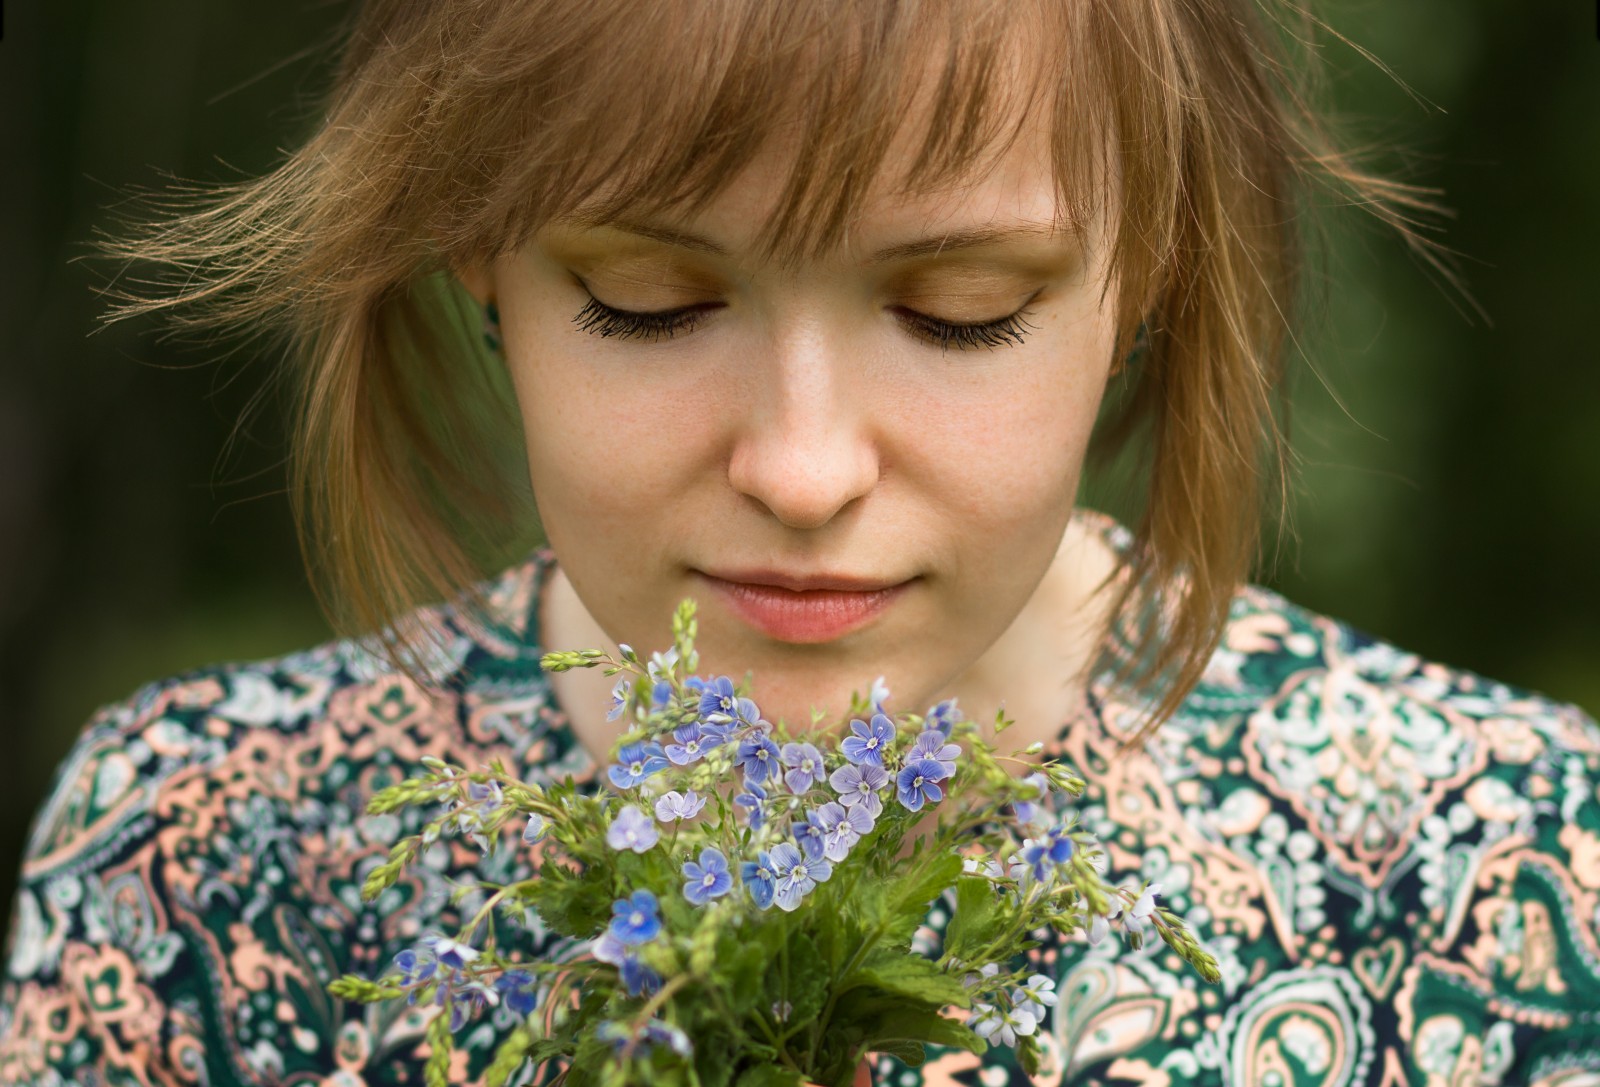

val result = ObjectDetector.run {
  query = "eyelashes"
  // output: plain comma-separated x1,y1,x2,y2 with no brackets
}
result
572,297,714,342
570,294,1038,352
892,306,1037,351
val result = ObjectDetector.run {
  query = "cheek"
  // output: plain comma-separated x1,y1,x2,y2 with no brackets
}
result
507,338,714,561
902,358,1107,533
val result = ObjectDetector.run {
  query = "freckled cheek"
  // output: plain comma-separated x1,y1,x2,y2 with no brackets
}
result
912,377,1100,532
511,348,714,546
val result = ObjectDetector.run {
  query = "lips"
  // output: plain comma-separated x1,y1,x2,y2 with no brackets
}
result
696,570,912,644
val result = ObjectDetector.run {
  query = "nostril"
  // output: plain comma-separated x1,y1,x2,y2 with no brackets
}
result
726,432,880,532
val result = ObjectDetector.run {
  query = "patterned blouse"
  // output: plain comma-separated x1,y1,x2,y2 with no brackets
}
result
4,510,1599,1087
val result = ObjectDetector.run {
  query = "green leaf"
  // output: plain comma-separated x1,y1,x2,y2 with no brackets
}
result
777,932,829,1025
523,862,610,937
844,952,969,1009
942,876,1001,959
693,1032,735,1087
734,1065,803,1087
727,940,769,1017
873,1039,927,1068
1016,1034,1041,1076
864,1007,985,1055
883,853,964,948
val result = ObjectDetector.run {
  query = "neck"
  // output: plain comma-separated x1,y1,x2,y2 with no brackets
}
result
934,514,1121,758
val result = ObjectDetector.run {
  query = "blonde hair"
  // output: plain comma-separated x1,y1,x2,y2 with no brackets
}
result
93,0,1455,737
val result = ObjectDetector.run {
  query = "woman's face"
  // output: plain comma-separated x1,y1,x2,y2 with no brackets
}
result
464,105,1120,731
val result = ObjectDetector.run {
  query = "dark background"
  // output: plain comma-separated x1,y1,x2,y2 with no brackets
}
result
2,2,1597,943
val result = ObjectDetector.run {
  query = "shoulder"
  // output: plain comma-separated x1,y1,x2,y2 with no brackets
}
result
1192,582,1599,886
1048,583,1600,1085
2,551,588,1086
13,549,572,892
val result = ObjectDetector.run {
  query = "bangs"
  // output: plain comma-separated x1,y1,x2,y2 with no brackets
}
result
388,0,1113,270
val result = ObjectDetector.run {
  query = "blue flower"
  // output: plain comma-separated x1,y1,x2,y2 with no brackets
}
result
494,969,540,1016
664,721,730,765
770,841,832,911
650,680,674,711
522,814,548,845
734,734,781,785
609,890,661,945
641,1019,692,1057
1046,826,1076,865
925,698,962,731
447,780,504,853
698,676,745,723
594,930,658,995
607,678,630,722
829,762,889,819
908,729,960,777
607,741,668,789
444,980,498,1031
654,789,706,822
794,812,826,861
1011,771,1052,828
682,847,734,906
740,851,777,909
466,780,502,809
596,933,669,998
780,742,827,794
388,947,435,998
697,675,758,726
812,801,874,862
606,805,660,852
401,935,487,1018
896,758,948,812
592,929,630,966
734,781,768,830
597,1017,690,1058
622,956,662,997
1019,838,1053,881
421,934,480,972
841,713,896,766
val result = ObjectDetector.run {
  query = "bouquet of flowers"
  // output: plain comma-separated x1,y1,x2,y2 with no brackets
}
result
330,600,1218,1087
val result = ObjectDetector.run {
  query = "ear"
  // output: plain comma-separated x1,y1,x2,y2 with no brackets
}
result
456,264,494,306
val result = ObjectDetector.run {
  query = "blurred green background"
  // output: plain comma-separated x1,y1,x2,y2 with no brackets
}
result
1,1,1596,944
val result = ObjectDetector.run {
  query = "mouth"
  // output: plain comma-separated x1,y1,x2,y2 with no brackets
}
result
694,570,913,644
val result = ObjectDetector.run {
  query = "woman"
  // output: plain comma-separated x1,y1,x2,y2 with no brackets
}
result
3,1,1597,1084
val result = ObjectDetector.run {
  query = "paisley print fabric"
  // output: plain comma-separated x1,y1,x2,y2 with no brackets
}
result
4,509,1598,1086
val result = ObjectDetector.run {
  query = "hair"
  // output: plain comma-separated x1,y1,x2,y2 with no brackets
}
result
92,0,1457,740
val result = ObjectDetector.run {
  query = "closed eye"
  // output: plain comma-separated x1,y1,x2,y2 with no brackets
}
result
571,292,1039,352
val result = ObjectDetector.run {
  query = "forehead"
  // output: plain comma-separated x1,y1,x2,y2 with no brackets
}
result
504,0,1111,270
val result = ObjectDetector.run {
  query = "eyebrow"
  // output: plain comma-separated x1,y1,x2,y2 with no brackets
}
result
558,216,1068,264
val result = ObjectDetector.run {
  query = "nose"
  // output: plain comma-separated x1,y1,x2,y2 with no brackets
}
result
725,324,881,531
